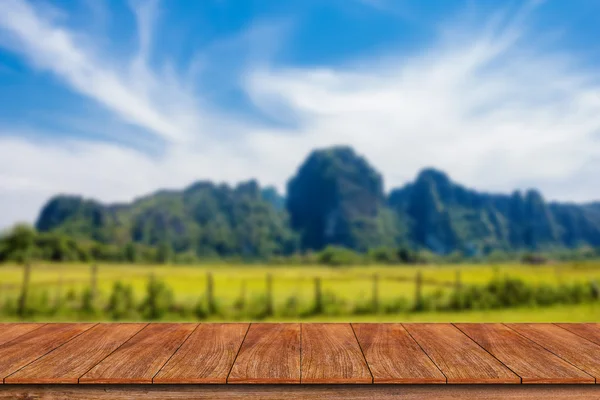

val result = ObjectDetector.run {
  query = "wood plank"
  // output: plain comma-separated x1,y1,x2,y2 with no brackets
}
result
301,323,371,384
0,324,44,346
2,384,600,400
507,323,600,382
456,323,593,384
79,323,197,384
6,323,147,384
403,323,519,384
154,323,248,384
352,323,445,384
556,324,600,346
228,323,300,384
0,323,94,383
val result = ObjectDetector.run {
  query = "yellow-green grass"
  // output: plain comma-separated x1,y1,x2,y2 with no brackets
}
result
1,303,598,323
2,261,600,307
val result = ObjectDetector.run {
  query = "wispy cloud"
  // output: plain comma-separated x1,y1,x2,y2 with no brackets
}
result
0,0,600,229
0,0,198,143
245,2,600,193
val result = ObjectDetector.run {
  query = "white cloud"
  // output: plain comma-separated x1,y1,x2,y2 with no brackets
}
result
0,0,200,143
1,0,600,229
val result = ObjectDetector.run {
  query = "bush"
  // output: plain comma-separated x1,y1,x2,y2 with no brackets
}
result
280,295,301,318
107,281,136,320
80,288,97,314
368,247,398,264
140,275,174,320
318,246,362,266
194,296,209,320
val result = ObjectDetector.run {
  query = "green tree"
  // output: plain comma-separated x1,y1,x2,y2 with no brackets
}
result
156,241,173,264
124,243,138,263
1,224,37,263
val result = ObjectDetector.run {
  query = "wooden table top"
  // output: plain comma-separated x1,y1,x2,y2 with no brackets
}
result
0,323,599,385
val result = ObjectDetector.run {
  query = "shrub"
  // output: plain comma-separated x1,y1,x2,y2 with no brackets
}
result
140,275,174,320
317,246,362,266
107,281,136,320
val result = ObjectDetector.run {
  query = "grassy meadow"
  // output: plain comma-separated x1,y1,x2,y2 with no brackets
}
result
1,261,600,322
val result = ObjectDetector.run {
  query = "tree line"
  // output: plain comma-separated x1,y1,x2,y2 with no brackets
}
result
2,223,600,266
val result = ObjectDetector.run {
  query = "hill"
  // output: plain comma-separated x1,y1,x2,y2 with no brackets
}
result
34,146,600,257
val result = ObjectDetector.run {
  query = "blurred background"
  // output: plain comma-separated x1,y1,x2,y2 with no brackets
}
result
1,0,600,322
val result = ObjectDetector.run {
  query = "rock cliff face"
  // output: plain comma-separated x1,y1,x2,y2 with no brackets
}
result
36,146,600,255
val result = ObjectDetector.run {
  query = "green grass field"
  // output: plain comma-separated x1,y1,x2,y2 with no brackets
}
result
1,261,600,322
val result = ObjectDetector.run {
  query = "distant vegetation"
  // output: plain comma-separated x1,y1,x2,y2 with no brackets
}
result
3,223,600,266
3,145,600,263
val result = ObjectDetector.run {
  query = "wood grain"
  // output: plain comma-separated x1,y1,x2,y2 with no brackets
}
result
2,385,600,400
79,323,197,384
0,323,94,383
456,323,593,384
507,323,600,382
228,323,300,384
0,324,44,347
404,323,519,384
154,323,248,384
6,323,147,384
556,324,600,346
301,323,371,384
352,323,445,384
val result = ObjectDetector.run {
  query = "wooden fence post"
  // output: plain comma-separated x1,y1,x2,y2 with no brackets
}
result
455,270,462,293
206,272,216,315
591,280,600,300
266,273,273,316
90,264,98,305
238,280,247,310
18,262,31,317
414,270,423,311
372,273,379,312
314,276,323,314
55,270,63,308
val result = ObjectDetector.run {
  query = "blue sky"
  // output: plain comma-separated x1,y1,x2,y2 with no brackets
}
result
1,0,600,229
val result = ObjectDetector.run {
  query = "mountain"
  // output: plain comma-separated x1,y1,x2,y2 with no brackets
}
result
34,146,600,256
388,169,600,254
36,180,297,258
286,146,399,251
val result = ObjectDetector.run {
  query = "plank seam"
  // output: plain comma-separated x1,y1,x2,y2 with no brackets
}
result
0,323,47,349
451,323,522,384
349,323,373,384
77,323,150,384
3,323,98,384
553,323,600,347
151,323,200,384
503,324,596,384
225,323,251,384
401,324,448,384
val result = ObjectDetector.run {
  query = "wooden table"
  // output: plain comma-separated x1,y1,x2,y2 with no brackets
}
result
0,323,599,399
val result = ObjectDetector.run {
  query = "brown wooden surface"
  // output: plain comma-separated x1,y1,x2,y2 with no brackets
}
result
404,323,519,384
507,323,600,382
556,323,600,346
456,323,593,384
0,323,44,346
0,323,599,386
352,323,445,384
1,384,600,400
155,323,248,384
6,323,147,384
228,323,300,384
0,323,94,383
79,323,197,384
301,323,371,384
